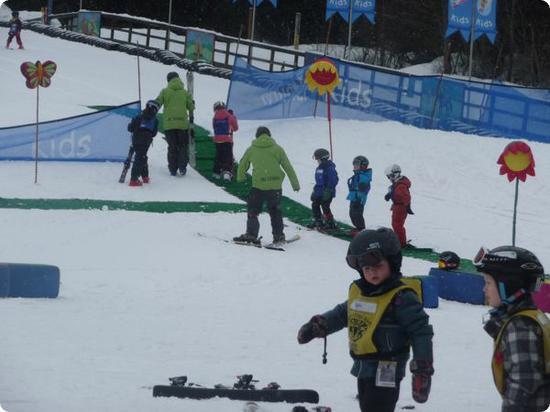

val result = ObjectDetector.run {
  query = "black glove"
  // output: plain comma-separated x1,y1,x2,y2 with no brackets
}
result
228,109,234,115
407,204,414,215
189,115,194,124
410,360,433,403
384,193,392,202
297,315,328,344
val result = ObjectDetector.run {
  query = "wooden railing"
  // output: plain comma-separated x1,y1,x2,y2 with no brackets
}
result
49,12,305,72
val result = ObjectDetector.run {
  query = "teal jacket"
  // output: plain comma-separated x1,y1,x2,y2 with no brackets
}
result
156,77,195,130
322,276,433,380
237,134,300,191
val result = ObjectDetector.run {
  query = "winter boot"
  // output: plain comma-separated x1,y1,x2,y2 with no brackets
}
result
222,171,233,181
179,168,187,176
324,213,337,230
233,233,261,246
307,220,326,230
142,176,150,184
272,234,286,246
212,172,221,179
129,179,142,187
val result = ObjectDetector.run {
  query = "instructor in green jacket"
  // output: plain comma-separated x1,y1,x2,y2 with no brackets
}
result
234,127,300,246
156,72,195,176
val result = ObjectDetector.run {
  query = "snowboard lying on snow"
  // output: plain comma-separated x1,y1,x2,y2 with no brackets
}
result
152,374,319,404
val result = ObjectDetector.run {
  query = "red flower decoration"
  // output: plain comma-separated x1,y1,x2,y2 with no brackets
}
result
497,141,535,182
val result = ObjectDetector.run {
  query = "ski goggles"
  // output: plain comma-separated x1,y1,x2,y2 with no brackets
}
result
346,249,385,270
473,247,490,267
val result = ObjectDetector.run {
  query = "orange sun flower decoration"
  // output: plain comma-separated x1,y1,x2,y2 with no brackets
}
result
497,141,535,182
304,57,341,96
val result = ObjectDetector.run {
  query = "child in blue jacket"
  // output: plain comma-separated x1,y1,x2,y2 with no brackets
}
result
308,148,338,229
127,100,159,186
347,156,372,235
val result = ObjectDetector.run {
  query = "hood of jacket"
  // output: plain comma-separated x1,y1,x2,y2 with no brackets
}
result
252,133,276,149
394,176,411,188
167,77,184,91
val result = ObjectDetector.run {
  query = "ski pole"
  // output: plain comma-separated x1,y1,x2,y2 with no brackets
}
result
322,336,327,365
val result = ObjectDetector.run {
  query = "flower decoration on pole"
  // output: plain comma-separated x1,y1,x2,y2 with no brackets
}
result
497,141,536,182
20,60,57,184
497,141,535,245
305,57,341,158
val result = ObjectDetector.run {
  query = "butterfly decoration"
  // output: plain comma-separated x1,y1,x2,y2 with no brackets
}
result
20,60,57,89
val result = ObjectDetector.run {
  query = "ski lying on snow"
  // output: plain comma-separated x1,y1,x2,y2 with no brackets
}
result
153,374,319,404
197,232,300,252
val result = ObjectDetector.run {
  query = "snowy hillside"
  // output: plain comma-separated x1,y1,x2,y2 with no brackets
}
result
0,18,547,412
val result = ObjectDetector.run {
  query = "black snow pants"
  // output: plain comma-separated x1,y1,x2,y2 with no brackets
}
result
246,188,284,240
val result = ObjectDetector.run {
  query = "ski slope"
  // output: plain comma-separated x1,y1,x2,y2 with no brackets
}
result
0,14,548,412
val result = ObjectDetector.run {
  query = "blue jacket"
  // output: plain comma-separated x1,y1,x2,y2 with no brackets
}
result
313,160,338,198
128,112,159,144
347,169,372,205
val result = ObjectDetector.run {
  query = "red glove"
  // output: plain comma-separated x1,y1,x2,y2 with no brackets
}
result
410,360,433,403
297,315,328,344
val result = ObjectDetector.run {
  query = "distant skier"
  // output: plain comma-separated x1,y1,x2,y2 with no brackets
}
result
384,164,413,248
156,72,194,176
233,127,300,246
212,101,238,181
5,11,24,50
475,245,550,412
127,100,159,187
297,228,434,412
307,148,338,230
346,155,372,236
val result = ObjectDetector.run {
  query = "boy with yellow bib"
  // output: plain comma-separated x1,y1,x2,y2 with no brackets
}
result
476,246,550,412
297,228,434,412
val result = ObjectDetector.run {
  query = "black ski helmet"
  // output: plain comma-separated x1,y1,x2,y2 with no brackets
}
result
145,100,160,113
438,251,460,270
313,148,330,161
353,155,369,169
346,227,403,275
474,245,545,299
167,72,179,82
255,126,271,138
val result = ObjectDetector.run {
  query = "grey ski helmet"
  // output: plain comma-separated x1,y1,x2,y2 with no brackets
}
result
346,227,403,275
313,148,330,161
385,164,402,182
353,155,369,169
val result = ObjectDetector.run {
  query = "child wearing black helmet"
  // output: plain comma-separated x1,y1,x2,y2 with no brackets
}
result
297,228,434,412
307,148,339,230
6,11,24,50
347,155,372,236
127,100,160,186
475,246,550,412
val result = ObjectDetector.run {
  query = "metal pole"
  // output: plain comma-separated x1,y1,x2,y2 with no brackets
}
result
47,0,53,18
346,0,353,60
251,0,257,41
80,0,83,10
293,12,301,50
512,178,519,246
35,86,40,184
468,0,477,80
166,0,173,50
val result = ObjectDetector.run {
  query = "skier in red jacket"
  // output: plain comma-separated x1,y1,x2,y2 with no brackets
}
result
384,164,413,247
6,11,24,50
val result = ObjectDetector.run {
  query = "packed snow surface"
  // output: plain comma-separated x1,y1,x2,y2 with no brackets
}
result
0,18,547,412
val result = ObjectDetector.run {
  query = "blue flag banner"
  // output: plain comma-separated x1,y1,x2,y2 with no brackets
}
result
475,0,497,42
232,0,277,6
447,0,497,43
0,102,140,162
326,0,350,23
227,56,550,144
352,0,376,23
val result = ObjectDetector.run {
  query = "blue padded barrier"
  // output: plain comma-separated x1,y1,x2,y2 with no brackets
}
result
429,268,484,305
0,263,60,298
402,276,439,309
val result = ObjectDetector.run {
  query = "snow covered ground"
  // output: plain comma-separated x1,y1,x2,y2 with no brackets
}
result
0,14,547,412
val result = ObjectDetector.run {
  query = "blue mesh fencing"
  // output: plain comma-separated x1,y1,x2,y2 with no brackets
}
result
0,101,140,162
227,56,550,144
